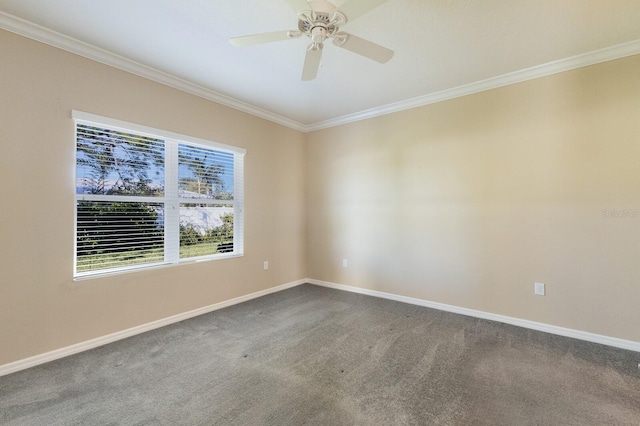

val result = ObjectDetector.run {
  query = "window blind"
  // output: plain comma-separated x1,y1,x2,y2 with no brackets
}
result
73,111,245,278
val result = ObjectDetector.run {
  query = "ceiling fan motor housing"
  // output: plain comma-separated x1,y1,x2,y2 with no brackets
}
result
297,0,347,45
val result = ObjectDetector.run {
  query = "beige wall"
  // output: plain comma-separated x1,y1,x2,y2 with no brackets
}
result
2,28,639,367
0,30,307,365
306,54,640,342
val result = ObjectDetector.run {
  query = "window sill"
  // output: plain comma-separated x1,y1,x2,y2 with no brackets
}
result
73,253,244,282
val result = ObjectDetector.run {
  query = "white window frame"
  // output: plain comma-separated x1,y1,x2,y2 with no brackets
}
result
73,110,245,279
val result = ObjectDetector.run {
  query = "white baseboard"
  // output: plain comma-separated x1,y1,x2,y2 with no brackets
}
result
3,277,637,377
307,279,640,353
0,279,307,377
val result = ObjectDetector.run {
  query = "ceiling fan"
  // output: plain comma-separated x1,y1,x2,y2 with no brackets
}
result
230,0,394,81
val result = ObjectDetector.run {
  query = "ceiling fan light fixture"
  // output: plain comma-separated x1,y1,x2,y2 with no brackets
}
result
310,26,328,44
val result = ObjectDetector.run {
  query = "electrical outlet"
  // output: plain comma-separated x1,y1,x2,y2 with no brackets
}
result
263,261,269,270
343,259,348,268
534,282,545,296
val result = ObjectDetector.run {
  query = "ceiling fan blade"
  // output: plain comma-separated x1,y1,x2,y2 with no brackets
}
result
283,0,311,13
338,0,388,23
301,43,323,81
230,30,298,47
334,33,394,63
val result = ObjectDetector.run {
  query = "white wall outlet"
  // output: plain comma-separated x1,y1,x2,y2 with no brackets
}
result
534,282,545,296
343,259,348,268
263,261,269,270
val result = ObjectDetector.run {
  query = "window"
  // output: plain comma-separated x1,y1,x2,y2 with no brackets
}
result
73,111,245,278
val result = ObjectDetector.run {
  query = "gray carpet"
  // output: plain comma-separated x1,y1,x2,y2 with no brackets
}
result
1,284,639,425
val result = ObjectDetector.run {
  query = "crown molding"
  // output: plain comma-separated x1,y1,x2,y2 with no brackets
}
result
2,11,639,134
305,38,640,132
0,11,307,132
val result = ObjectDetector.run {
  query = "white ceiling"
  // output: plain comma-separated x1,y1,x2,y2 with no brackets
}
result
2,0,640,131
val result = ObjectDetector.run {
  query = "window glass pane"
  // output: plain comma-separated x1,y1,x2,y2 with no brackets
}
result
179,203,234,258
178,144,234,200
76,201,164,272
76,125,165,196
